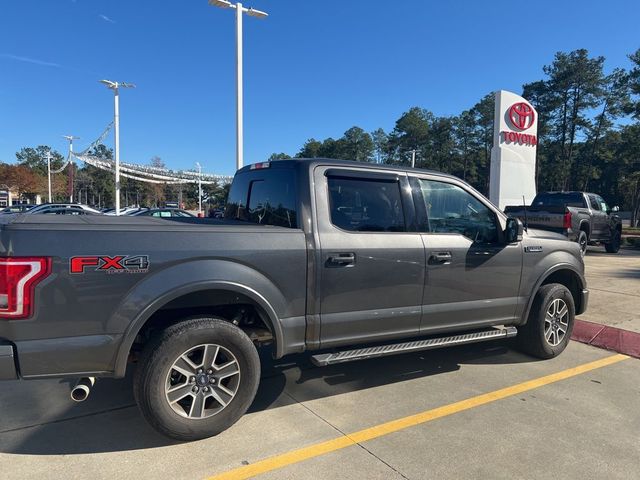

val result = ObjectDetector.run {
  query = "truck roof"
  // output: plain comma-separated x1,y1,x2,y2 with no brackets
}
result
238,158,459,181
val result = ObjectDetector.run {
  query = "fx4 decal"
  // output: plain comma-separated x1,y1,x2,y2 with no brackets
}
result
70,255,150,274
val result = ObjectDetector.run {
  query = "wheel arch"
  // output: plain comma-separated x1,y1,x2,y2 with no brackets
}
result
521,264,586,325
113,281,283,378
579,220,590,237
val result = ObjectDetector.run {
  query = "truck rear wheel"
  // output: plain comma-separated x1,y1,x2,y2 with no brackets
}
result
133,317,260,441
605,230,621,253
515,284,575,359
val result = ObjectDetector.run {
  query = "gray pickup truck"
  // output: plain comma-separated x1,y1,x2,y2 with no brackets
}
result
505,191,622,255
0,159,588,440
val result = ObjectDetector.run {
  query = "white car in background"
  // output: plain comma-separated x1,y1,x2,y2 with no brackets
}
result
26,204,102,215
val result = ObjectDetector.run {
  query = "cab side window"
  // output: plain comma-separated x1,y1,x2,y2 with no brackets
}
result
596,195,608,212
588,195,600,211
417,179,499,243
328,176,406,232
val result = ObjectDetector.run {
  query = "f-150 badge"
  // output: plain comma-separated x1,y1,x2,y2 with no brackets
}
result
524,246,543,253
70,255,150,274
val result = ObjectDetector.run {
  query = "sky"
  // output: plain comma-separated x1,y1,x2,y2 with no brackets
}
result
1,0,639,176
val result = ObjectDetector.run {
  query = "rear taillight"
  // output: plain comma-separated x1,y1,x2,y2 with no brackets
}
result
0,257,51,320
563,212,572,229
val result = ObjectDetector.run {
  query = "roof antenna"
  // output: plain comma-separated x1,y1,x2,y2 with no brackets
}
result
522,195,528,232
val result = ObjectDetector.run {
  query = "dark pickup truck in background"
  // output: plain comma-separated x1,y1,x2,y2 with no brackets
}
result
0,159,588,441
505,191,622,255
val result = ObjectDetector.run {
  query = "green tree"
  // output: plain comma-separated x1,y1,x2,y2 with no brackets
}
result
340,126,374,162
15,146,65,176
268,152,292,160
371,128,388,164
385,107,432,165
297,138,322,158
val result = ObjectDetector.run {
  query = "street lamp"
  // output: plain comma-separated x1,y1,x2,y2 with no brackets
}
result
99,79,136,215
208,0,268,171
196,162,203,216
62,135,80,203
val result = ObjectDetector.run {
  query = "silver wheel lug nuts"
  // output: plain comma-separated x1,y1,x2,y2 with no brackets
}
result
207,369,213,374
203,387,209,392
190,376,195,383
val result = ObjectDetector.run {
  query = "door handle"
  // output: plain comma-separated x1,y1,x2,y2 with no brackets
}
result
326,252,356,267
429,251,452,264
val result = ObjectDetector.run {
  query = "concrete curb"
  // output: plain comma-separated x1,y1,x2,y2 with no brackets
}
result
572,319,640,359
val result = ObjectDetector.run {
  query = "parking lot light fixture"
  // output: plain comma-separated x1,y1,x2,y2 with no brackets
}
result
99,80,136,216
207,0,268,171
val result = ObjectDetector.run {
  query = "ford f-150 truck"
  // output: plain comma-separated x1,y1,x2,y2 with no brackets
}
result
0,159,588,440
505,191,622,255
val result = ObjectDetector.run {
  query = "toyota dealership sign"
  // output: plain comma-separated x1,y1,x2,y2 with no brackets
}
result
489,90,538,210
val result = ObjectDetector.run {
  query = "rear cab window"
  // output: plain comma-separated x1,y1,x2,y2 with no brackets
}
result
532,192,586,208
225,165,298,228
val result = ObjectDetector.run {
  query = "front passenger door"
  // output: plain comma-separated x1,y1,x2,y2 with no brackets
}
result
411,177,523,333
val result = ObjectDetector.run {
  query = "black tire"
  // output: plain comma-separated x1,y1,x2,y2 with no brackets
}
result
133,317,260,441
515,284,575,359
577,230,588,256
605,230,621,253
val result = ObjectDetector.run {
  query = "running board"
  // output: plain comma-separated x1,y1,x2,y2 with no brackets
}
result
310,327,518,366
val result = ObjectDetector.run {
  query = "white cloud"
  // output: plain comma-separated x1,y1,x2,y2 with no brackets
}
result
99,14,115,24
0,54,60,68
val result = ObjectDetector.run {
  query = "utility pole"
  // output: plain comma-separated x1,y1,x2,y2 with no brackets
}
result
62,135,80,203
99,80,135,215
46,150,52,203
410,150,416,168
196,162,203,216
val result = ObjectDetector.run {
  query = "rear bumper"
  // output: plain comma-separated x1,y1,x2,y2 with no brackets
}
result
577,288,589,315
0,342,18,380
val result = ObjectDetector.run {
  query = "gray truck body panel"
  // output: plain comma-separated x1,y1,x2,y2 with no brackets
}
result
0,159,588,380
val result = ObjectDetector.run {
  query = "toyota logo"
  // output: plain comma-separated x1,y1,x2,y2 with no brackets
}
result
508,102,535,131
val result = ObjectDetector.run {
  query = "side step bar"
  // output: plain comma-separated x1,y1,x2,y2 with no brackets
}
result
311,327,517,367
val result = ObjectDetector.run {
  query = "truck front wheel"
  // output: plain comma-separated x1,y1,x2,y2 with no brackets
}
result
133,317,260,441
604,230,621,253
516,284,575,359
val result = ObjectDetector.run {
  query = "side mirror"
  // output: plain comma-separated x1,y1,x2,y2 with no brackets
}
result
611,206,619,213
505,217,524,243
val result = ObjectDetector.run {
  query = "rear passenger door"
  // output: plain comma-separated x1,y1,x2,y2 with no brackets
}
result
314,167,425,348
410,176,523,333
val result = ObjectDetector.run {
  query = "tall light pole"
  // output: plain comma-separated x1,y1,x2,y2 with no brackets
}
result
208,0,268,171
196,162,203,216
62,135,80,203
99,79,136,215
45,150,52,203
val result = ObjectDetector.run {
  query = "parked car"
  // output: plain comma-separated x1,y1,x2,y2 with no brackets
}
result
0,159,588,441
103,206,144,216
505,191,622,255
0,204,34,214
130,208,194,218
27,203,102,215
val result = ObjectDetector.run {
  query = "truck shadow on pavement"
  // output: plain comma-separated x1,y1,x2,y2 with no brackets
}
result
0,341,537,456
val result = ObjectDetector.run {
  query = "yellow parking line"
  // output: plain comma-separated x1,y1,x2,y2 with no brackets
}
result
207,353,629,480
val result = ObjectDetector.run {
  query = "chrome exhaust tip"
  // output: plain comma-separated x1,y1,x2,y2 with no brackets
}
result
70,377,96,402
